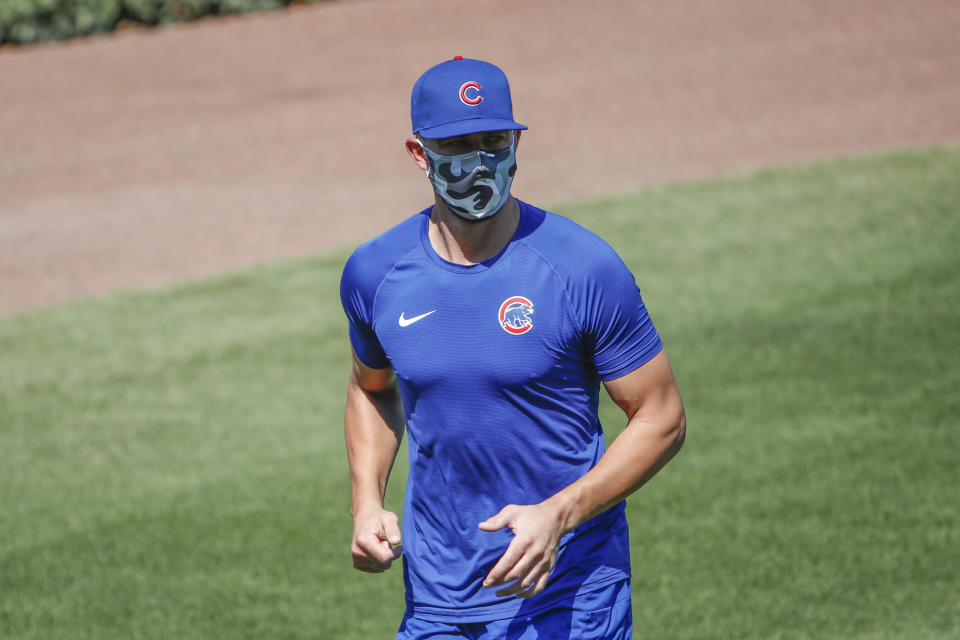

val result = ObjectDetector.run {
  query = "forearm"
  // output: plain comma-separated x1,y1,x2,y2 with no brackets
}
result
479,405,685,597
548,409,685,532
344,374,405,516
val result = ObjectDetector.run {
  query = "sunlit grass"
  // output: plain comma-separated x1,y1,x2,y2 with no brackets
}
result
2,146,958,638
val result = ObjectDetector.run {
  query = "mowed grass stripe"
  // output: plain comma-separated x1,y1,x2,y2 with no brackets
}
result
1,146,958,638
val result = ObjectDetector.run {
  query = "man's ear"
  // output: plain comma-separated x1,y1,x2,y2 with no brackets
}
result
405,137,429,172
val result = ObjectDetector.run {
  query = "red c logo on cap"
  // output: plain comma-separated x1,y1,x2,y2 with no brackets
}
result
459,81,483,106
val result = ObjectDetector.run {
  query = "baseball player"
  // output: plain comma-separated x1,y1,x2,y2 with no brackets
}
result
340,56,686,639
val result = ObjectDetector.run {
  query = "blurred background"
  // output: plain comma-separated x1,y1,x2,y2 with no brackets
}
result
2,0,959,314
1,1,958,638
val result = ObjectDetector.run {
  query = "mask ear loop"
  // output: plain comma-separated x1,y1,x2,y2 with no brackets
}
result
414,137,431,177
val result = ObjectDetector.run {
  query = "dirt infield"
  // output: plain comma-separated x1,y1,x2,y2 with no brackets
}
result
2,0,959,315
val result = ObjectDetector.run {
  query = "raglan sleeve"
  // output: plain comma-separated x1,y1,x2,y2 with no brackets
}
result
576,240,663,381
339,248,391,370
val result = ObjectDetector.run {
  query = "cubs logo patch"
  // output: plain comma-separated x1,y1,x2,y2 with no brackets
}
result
459,81,483,106
499,296,534,335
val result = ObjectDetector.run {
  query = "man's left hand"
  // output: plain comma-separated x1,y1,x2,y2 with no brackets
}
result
478,502,566,598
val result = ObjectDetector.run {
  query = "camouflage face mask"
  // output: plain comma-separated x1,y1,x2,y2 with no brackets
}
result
419,140,517,222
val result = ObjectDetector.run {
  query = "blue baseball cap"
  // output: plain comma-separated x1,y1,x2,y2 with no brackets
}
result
411,56,528,139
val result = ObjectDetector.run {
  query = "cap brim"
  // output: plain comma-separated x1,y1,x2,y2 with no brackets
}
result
417,117,528,139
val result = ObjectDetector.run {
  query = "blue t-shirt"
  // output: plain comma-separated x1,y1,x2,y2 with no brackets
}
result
339,200,663,622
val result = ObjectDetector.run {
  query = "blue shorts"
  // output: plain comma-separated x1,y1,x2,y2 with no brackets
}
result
396,579,632,640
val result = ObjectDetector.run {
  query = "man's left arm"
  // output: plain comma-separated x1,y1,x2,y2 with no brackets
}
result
479,349,686,597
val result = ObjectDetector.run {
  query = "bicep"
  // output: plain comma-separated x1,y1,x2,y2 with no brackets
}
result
345,346,404,442
602,350,684,425
350,346,395,394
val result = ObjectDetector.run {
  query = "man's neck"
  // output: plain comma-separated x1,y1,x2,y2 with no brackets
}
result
427,197,521,265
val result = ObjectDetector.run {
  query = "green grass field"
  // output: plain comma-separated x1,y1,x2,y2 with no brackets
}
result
2,146,958,639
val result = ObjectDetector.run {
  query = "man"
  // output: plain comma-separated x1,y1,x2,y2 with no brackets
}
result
339,56,685,639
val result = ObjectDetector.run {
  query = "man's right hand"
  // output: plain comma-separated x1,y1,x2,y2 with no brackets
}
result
351,507,404,573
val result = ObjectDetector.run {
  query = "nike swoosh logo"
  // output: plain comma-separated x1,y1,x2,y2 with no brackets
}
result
398,310,436,327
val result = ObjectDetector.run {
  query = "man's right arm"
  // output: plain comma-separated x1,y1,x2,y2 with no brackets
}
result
344,347,405,572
